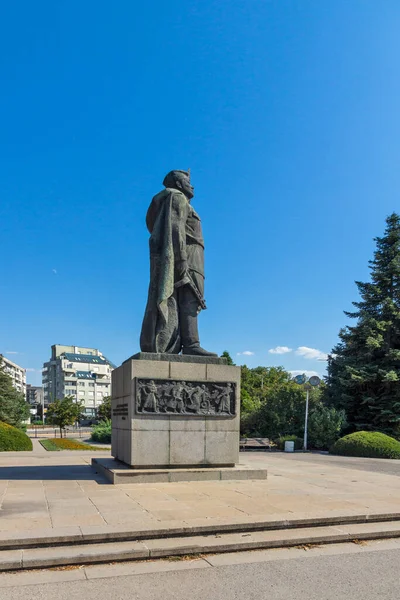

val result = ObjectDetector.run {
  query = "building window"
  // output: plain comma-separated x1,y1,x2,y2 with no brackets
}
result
78,382,85,387
88,383,95,387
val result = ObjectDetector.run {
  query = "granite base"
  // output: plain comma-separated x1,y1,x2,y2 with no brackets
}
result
92,458,268,484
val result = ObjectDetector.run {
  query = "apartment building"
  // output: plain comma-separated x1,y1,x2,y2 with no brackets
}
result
42,345,115,418
26,384,44,405
0,355,27,396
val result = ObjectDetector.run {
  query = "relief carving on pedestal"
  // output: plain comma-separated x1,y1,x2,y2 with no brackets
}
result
135,378,236,416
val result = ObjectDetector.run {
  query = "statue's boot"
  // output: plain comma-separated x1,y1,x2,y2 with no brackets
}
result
182,345,218,357
179,286,218,357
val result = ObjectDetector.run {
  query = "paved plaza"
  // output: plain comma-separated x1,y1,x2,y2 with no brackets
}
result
1,448,399,538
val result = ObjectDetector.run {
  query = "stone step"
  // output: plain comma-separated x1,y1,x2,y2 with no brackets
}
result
1,512,400,552
1,512,400,551
2,520,400,572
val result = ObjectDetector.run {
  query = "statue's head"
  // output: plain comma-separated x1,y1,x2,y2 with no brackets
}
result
163,169,194,200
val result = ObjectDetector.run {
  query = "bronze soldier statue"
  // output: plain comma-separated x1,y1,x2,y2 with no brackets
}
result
140,170,217,356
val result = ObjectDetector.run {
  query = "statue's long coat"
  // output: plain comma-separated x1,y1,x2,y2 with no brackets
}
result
140,188,205,354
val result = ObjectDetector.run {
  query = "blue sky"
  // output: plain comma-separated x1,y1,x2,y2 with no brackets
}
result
1,1,400,386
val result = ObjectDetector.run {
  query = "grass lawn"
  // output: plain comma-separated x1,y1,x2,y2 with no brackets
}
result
40,438,109,451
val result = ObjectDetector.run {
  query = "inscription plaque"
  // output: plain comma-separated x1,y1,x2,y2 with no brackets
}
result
135,378,236,416
113,402,129,417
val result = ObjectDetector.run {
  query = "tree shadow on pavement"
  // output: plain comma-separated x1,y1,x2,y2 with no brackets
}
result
0,464,110,483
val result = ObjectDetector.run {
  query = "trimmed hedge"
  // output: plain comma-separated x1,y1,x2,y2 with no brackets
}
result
330,431,400,459
275,435,303,451
0,421,32,451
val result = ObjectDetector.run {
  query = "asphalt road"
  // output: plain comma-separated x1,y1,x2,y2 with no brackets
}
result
3,546,400,600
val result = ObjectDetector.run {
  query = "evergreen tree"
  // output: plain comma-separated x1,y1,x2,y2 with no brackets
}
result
221,351,235,365
0,359,30,427
326,213,400,437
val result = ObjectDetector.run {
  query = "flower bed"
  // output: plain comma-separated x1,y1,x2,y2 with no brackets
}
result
40,438,108,451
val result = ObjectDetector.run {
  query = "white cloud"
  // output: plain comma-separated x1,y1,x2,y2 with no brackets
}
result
6,351,19,355
52,268,57,274
237,351,255,356
268,346,292,355
25,368,39,372
289,370,320,378
295,346,328,361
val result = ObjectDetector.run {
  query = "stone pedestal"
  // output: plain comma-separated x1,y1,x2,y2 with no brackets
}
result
111,353,241,468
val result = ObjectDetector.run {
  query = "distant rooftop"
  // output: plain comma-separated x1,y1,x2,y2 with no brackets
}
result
76,371,97,379
63,353,116,368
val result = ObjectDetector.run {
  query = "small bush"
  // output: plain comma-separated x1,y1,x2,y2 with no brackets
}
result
275,435,303,451
91,419,111,444
330,431,400,459
308,405,347,450
0,421,33,451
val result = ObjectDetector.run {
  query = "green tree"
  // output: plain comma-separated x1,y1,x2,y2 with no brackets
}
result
241,365,291,414
0,358,30,427
97,396,111,421
253,384,321,439
326,213,400,437
46,397,84,437
221,351,235,365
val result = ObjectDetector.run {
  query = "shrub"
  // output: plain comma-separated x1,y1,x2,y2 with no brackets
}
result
0,421,33,451
308,405,347,450
275,435,303,451
91,419,111,444
330,431,400,459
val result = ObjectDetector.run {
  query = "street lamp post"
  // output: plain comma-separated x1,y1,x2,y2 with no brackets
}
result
91,372,97,419
293,374,321,451
303,384,311,450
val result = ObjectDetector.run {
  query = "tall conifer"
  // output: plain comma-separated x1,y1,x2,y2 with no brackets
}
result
326,213,400,436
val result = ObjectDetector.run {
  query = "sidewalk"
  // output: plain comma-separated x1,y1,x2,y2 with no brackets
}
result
1,451,399,535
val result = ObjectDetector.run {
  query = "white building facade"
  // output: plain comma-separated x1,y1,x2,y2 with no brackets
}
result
1,355,27,396
42,345,114,419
